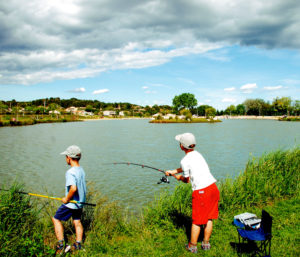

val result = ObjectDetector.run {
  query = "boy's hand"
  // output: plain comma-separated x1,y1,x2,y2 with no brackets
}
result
165,170,177,176
62,197,69,204
165,170,173,176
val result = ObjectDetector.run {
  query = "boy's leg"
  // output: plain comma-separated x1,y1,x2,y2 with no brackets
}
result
203,219,213,242
190,223,201,245
73,219,84,242
52,217,64,241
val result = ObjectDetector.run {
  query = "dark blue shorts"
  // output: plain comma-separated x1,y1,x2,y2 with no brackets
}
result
54,205,83,221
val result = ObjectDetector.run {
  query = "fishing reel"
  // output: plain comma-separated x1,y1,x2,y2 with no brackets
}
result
157,175,170,184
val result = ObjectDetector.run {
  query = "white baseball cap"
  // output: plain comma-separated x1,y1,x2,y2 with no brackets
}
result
60,145,81,158
175,133,196,149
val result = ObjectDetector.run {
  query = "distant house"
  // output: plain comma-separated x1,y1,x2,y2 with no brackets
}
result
163,114,176,119
152,113,162,118
65,106,77,114
119,111,125,116
77,110,94,116
49,110,61,115
103,110,116,116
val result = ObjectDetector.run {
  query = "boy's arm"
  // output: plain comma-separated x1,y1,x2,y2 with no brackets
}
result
62,185,77,204
165,167,182,176
173,174,190,183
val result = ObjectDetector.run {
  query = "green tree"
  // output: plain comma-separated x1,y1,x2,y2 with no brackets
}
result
225,105,236,115
292,100,300,115
172,93,197,111
205,107,216,119
0,101,8,115
151,105,160,114
243,99,266,115
196,105,212,116
272,97,292,115
25,105,34,114
236,104,246,115
85,105,94,112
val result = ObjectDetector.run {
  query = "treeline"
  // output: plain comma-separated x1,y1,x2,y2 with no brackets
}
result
172,94,300,116
220,97,300,116
0,98,138,111
0,95,299,117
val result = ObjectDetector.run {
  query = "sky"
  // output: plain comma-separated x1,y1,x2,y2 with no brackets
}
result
0,0,300,110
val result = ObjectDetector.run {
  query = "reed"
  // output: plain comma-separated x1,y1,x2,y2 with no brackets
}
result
0,184,54,256
219,147,300,211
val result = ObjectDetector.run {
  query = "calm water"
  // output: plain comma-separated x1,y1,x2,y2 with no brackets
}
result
0,119,299,211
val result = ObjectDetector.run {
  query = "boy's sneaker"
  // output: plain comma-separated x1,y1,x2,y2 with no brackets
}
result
72,242,85,252
55,241,70,255
185,243,198,254
201,240,211,250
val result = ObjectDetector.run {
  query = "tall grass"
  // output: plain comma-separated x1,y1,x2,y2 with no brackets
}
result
219,147,300,211
0,184,54,256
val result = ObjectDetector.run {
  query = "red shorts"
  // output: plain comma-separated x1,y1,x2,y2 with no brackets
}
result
192,183,220,225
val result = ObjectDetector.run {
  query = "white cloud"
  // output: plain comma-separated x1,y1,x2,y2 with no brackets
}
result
263,85,283,91
69,87,86,93
1,0,300,86
222,98,237,103
224,87,235,91
240,83,258,93
142,86,148,89
92,89,109,95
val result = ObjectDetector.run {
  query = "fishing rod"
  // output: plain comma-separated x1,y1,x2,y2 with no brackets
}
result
0,188,96,207
110,162,173,184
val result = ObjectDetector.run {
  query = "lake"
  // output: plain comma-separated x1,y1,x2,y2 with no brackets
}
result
0,119,299,211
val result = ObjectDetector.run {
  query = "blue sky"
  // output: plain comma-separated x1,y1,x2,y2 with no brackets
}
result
0,0,299,110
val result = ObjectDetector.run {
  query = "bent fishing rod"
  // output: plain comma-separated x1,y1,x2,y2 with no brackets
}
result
0,188,96,207
109,162,174,184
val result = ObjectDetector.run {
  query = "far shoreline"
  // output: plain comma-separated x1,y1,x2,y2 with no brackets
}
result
1,115,299,127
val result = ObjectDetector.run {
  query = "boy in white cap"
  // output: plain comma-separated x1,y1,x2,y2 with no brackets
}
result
52,145,86,254
165,133,219,253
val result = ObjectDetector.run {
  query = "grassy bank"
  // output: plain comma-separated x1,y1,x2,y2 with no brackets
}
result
0,115,82,127
278,116,300,121
149,118,222,124
1,148,299,256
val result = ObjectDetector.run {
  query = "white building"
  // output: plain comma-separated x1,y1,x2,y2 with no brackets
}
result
49,110,61,115
162,114,176,119
77,110,94,116
65,106,77,114
103,110,116,116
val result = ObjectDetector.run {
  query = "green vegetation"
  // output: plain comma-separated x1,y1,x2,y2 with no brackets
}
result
0,115,82,127
1,148,299,256
278,116,300,121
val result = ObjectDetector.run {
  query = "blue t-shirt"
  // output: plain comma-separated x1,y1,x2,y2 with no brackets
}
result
65,166,86,209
